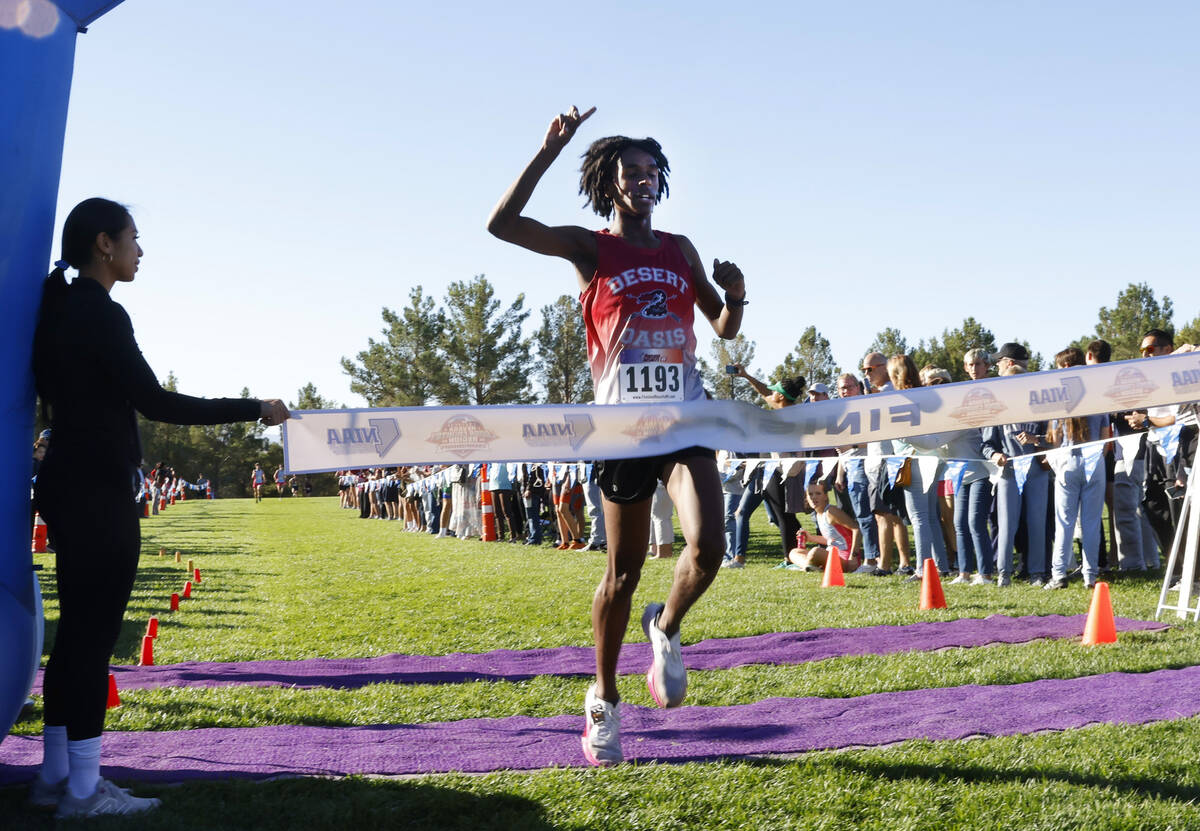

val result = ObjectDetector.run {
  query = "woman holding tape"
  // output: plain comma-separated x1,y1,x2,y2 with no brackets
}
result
30,198,289,818
488,106,746,766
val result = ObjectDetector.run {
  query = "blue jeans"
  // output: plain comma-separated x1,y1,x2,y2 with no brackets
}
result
1051,455,1104,582
904,459,949,574
844,460,880,562
994,464,1049,579
524,491,547,544
722,486,743,559
733,477,765,560
954,478,995,576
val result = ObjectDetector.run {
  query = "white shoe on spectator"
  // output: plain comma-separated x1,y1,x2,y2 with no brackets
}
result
948,573,970,585
971,573,992,586
55,778,161,819
581,685,622,766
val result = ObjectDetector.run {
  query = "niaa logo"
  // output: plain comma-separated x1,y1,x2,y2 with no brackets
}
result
1171,361,1200,393
326,418,400,457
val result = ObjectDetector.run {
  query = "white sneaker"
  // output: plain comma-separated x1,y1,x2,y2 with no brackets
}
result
55,778,162,819
726,558,745,569
852,563,876,575
581,684,622,766
971,573,992,586
948,574,970,585
641,603,687,707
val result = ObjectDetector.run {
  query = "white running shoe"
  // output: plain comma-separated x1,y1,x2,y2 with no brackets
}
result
971,573,992,586
948,573,970,585
55,778,162,819
642,603,687,708
581,684,622,766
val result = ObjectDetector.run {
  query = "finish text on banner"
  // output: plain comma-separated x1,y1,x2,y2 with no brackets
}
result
283,353,1200,473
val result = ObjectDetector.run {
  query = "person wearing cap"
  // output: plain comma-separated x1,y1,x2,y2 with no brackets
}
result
992,342,1029,373
808,382,830,402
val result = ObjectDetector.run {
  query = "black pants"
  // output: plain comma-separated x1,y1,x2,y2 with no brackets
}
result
36,472,141,741
763,474,800,556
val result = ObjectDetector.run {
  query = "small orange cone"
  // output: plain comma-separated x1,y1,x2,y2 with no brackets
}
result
31,513,48,553
106,673,121,709
193,568,201,584
821,546,845,587
146,616,158,638
480,465,497,542
138,635,154,666
919,560,947,610
169,592,180,611
182,581,192,599
1082,581,1118,645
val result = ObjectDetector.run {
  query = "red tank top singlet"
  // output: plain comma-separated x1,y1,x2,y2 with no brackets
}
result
580,230,702,406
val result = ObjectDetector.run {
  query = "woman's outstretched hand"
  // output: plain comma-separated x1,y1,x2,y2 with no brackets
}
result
259,399,291,426
543,106,596,153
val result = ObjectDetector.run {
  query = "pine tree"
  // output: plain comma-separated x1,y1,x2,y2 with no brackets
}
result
771,326,839,387
534,295,592,403
439,275,533,405
701,334,758,402
340,287,446,406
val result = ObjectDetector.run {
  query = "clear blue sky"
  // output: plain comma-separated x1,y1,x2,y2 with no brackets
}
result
54,0,1199,409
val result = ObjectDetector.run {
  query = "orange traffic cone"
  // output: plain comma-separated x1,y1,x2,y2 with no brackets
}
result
106,673,121,709
821,545,845,588
143,500,150,518
31,513,48,553
138,635,154,666
1082,581,1118,645
919,560,947,610
480,464,497,542
182,581,192,599
146,616,158,638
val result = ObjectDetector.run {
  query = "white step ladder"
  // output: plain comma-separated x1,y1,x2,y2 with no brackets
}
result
1156,456,1200,620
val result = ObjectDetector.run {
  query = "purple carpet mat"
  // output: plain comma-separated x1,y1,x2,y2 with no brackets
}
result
6,664,1200,782
26,614,1168,694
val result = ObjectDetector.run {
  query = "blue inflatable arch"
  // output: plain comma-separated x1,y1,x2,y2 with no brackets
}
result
1,0,127,745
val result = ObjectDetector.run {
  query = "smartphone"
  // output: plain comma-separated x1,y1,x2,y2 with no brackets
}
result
725,365,738,374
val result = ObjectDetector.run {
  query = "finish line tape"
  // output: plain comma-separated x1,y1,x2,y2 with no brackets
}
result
282,353,1200,473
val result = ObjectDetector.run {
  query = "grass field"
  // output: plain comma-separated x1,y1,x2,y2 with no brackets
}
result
6,496,1200,830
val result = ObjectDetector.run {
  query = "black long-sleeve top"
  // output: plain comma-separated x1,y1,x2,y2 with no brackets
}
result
34,277,262,480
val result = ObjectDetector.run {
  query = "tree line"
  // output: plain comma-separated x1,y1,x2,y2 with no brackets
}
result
344,277,1197,407
41,278,1188,499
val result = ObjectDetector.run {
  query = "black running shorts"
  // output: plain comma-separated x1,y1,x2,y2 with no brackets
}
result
595,446,715,505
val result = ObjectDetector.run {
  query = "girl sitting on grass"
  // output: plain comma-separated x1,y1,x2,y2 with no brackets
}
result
788,482,862,572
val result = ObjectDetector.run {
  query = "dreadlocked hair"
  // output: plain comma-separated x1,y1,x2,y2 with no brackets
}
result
578,136,670,219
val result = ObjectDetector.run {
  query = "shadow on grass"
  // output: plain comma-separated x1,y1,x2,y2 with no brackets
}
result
0,775,565,831
826,755,1200,804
